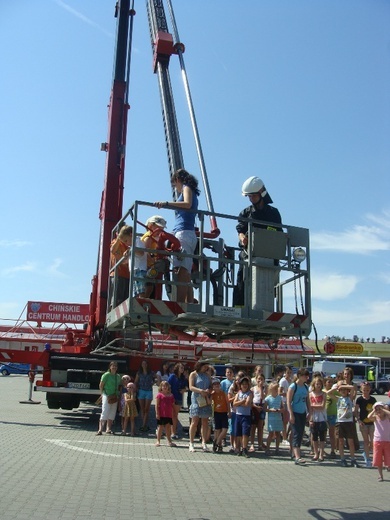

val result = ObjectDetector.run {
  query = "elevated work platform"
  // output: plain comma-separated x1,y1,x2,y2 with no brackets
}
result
107,201,311,342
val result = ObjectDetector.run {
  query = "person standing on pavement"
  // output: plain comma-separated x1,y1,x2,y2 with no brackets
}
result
249,373,266,453
233,376,253,458
168,362,188,439
264,382,283,456
367,402,390,482
188,361,212,453
342,367,360,452
328,381,359,467
279,366,293,446
287,368,311,465
155,381,176,447
324,376,338,458
308,376,327,462
220,367,235,450
355,381,376,467
135,360,156,432
97,361,121,435
210,379,229,452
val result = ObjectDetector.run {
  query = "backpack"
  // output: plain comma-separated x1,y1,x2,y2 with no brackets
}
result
291,381,309,404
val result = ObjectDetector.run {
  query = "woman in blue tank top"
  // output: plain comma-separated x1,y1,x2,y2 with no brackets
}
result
155,168,199,303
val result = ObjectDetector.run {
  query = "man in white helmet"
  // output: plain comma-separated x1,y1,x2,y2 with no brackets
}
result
233,176,282,306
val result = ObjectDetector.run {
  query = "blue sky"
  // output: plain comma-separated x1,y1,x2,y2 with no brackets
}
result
0,0,389,341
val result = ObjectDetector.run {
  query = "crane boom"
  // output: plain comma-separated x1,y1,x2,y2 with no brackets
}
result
89,1,134,334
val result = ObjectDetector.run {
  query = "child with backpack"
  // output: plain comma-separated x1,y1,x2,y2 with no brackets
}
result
287,368,311,465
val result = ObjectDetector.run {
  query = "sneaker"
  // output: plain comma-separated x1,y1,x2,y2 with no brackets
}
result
329,451,337,459
294,458,306,465
189,443,195,453
282,440,289,446
237,450,243,456
351,459,360,468
366,459,372,468
243,448,250,458
171,434,179,440
212,442,218,453
202,444,210,452
340,459,348,467
218,445,223,453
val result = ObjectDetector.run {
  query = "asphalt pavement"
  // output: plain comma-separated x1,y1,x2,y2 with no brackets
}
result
0,375,389,520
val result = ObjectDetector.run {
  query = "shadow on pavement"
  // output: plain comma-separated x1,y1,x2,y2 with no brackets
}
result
308,508,390,519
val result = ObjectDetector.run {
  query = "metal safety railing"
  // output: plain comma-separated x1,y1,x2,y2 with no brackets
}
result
106,200,311,341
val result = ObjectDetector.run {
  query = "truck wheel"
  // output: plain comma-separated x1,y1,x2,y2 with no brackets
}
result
47,393,60,409
377,386,386,395
47,399,60,409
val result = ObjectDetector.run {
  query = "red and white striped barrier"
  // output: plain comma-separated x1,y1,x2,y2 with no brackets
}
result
263,312,309,329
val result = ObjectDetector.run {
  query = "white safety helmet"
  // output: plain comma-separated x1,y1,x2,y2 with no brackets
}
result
242,176,264,195
146,215,167,228
241,176,273,203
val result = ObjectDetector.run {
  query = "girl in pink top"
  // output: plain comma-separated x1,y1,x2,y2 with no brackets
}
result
155,381,176,447
367,402,390,482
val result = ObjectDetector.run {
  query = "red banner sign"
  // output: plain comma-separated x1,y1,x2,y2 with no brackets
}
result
27,301,89,324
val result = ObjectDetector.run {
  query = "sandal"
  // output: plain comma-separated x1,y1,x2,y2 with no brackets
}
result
168,442,177,447
312,456,319,461
318,458,324,463
155,442,161,447
106,430,113,434
96,431,102,436
249,445,255,452
378,477,384,482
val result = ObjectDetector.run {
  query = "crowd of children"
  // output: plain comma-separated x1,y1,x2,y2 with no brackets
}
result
104,362,390,482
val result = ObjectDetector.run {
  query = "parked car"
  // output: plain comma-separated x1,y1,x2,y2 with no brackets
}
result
0,363,30,376
374,378,390,395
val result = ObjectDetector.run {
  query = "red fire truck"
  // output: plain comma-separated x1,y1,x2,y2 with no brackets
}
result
0,0,312,410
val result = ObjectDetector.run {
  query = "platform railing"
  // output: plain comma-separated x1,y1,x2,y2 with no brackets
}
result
106,200,311,340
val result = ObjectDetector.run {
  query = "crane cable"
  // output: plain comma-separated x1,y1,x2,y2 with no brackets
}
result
293,274,306,351
124,1,136,105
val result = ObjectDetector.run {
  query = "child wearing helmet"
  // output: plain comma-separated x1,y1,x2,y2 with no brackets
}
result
132,215,167,299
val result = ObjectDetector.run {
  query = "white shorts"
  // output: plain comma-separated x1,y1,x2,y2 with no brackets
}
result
100,394,118,421
173,230,197,272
